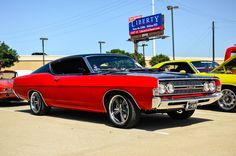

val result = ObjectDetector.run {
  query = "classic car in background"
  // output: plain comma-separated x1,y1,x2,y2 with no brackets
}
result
0,70,18,101
224,45,236,61
153,55,236,112
13,54,222,128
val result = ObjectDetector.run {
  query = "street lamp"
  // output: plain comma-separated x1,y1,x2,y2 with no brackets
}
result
139,43,148,66
98,41,105,54
167,5,179,60
40,37,48,65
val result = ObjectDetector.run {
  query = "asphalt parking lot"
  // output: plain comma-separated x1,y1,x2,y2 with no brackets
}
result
0,102,236,156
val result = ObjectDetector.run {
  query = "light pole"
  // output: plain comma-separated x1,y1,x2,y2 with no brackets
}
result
152,0,156,56
40,37,48,65
167,5,179,60
139,43,148,66
212,21,215,62
98,41,105,54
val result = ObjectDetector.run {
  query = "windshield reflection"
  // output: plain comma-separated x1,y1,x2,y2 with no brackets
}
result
87,56,143,72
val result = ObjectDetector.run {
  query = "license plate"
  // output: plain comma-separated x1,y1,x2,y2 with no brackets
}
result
185,101,198,111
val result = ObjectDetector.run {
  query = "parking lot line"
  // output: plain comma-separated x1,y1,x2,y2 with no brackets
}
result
133,129,170,135
154,131,169,135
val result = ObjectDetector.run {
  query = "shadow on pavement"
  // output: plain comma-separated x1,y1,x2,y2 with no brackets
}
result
17,108,213,131
136,113,212,131
17,108,110,126
0,101,28,107
198,104,219,111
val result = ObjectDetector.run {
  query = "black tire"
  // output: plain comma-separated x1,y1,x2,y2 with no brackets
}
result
106,94,140,128
30,92,51,115
167,109,195,119
217,86,236,112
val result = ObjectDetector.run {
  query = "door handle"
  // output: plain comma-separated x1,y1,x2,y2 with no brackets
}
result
54,77,60,82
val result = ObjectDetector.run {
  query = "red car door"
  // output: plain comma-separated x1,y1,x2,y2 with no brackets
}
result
49,57,105,112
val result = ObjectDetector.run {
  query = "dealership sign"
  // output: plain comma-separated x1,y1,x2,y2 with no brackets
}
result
129,13,163,36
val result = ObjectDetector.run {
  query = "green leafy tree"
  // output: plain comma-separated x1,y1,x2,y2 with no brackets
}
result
106,49,145,66
107,49,131,56
149,54,170,67
130,53,145,66
0,42,19,70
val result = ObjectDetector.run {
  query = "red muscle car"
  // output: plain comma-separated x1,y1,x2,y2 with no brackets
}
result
13,54,222,128
0,70,18,101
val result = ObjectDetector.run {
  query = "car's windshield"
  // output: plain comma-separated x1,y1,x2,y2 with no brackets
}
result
191,61,219,73
87,55,143,72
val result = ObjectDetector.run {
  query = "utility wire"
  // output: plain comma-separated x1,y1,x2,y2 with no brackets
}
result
1,0,138,39
8,2,150,45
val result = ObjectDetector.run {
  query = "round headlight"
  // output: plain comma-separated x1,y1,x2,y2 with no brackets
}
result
166,83,174,94
203,82,210,92
209,81,216,92
158,83,166,94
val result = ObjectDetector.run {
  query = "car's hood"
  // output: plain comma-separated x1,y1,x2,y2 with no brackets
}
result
126,71,213,80
211,54,236,73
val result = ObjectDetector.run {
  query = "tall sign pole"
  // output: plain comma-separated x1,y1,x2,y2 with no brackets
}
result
152,0,156,56
134,41,139,61
141,44,148,66
212,21,215,62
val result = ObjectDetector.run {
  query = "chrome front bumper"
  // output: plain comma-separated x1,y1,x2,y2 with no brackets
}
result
152,92,222,110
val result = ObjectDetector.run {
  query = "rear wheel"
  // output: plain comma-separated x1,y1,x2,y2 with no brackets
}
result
167,109,195,119
217,86,236,112
30,92,51,115
106,94,140,128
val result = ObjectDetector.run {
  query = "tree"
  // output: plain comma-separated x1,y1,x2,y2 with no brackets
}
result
107,49,130,56
106,49,145,66
149,54,170,67
0,42,19,70
130,53,145,66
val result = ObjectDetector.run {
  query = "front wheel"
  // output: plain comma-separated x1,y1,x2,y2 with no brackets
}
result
30,92,51,115
217,86,236,112
106,94,140,128
167,109,195,119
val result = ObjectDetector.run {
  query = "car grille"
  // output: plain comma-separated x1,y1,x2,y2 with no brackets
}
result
171,80,204,86
159,79,212,95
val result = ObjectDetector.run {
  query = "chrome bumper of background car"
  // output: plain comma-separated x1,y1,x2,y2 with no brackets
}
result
152,92,222,110
0,91,13,94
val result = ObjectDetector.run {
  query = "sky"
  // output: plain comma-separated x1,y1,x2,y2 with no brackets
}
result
1,0,235,58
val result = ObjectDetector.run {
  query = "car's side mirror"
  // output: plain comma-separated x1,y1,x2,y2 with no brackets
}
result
180,70,186,73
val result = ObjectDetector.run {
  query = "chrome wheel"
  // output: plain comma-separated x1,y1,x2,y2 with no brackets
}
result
30,91,50,115
30,92,42,114
108,95,130,126
218,89,236,111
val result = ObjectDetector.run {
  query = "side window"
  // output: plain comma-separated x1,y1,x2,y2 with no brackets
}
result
160,63,195,73
33,64,51,74
51,57,90,75
160,64,179,72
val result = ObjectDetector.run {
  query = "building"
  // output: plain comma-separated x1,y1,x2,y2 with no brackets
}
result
5,55,224,71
